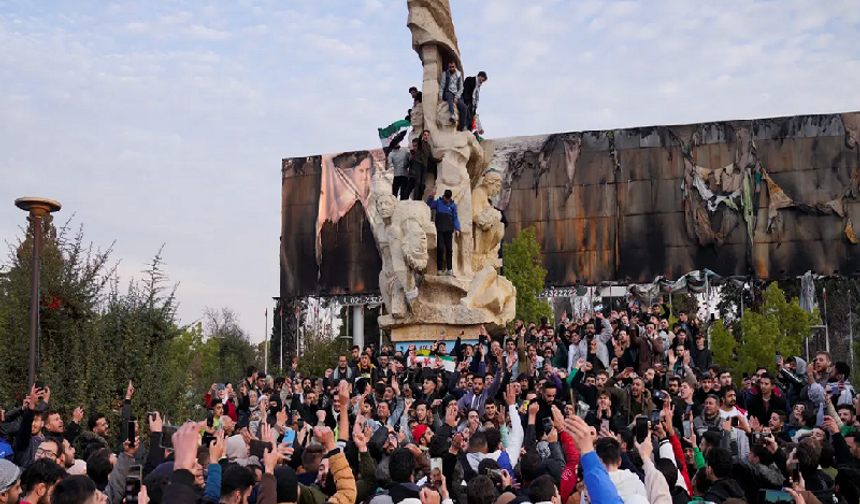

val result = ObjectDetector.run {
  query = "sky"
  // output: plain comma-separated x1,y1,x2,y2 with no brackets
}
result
1,0,859,343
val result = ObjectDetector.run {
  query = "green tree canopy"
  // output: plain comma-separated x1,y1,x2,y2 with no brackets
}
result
708,282,817,380
0,217,259,435
503,226,552,325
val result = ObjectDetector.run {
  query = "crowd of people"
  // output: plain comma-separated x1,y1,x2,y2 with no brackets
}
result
392,65,487,203
2,301,860,504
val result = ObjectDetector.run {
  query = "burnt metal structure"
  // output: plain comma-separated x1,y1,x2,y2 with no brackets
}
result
281,112,860,299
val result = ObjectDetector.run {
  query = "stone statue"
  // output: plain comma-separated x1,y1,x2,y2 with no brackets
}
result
367,0,516,340
368,176,436,319
471,172,504,272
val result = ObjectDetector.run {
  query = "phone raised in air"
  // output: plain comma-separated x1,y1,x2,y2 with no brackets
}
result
635,417,650,443
125,476,141,504
126,420,137,445
282,428,296,446
431,457,443,472
249,439,273,459
791,462,800,484
160,425,179,449
760,489,794,504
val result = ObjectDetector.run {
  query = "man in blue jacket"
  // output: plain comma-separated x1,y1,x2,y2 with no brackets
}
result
426,188,459,276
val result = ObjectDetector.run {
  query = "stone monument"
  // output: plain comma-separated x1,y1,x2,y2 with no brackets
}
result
368,0,516,341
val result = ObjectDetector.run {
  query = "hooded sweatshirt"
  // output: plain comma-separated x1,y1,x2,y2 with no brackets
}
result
702,478,745,504
607,469,649,504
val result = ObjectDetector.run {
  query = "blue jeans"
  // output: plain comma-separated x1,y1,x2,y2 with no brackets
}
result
443,91,467,130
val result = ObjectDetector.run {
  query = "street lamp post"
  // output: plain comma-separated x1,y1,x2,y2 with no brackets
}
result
14,197,61,389
272,296,282,371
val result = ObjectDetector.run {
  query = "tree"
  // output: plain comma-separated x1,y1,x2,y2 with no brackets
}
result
709,319,737,371
0,215,260,438
503,226,552,325
710,282,817,381
295,329,348,379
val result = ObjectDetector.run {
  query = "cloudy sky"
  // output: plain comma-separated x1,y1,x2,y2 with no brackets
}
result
1,0,858,342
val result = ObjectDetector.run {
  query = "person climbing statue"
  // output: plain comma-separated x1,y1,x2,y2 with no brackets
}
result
438,61,466,131
426,188,459,276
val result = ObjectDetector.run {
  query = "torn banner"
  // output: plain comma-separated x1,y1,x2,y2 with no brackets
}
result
315,153,373,267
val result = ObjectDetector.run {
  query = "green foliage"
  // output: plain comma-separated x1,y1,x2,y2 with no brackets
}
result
0,217,259,436
503,226,552,325
710,319,737,370
711,282,817,380
295,331,349,379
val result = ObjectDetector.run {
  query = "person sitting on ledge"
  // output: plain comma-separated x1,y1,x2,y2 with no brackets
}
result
426,188,460,277
438,61,466,131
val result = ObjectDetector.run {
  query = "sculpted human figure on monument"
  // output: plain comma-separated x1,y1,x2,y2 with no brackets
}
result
369,182,436,319
471,171,504,272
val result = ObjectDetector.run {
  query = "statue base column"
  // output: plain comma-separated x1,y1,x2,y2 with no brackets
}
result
389,323,484,342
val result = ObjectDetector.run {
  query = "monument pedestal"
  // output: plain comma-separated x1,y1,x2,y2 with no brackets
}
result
389,324,484,342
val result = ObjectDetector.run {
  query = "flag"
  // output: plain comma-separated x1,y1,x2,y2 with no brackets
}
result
378,120,410,148
265,308,267,317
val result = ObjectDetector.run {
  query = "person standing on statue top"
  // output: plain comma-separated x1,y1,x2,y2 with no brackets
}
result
409,130,443,201
463,71,487,132
426,188,460,276
388,142,411,200
438,61,466,131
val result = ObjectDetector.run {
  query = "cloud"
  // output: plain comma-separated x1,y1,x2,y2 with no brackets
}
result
0,0,858,342
187,24,230,40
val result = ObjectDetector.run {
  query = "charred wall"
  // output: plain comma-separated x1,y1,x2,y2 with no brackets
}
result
281,112,860,298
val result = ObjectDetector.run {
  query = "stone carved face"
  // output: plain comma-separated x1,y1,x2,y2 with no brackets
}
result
377,194,396,219
401,218,429,272
483,173,502,197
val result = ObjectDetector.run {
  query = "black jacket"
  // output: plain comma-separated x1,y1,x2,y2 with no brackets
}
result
703,478,745,504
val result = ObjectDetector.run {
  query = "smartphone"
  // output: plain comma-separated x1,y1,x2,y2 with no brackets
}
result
34,380,45,390
297,418,305,429
650,410,661,422
486,468,503,479
635,417,650,443
731,417,740,428
682,420,692,439
282,429,296,446
160,425,179,449
775,350,781,365
431,457,443,472
542,418,553,434
127,420,136,444
601,419,610,432
790,462,800,483
125,475,141,504
146,412,157,423
201,433,216,447
760,489,794,504
207,410,214,428
249,439,273,459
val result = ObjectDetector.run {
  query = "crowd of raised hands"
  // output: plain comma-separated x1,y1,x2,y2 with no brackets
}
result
4,305,860,504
